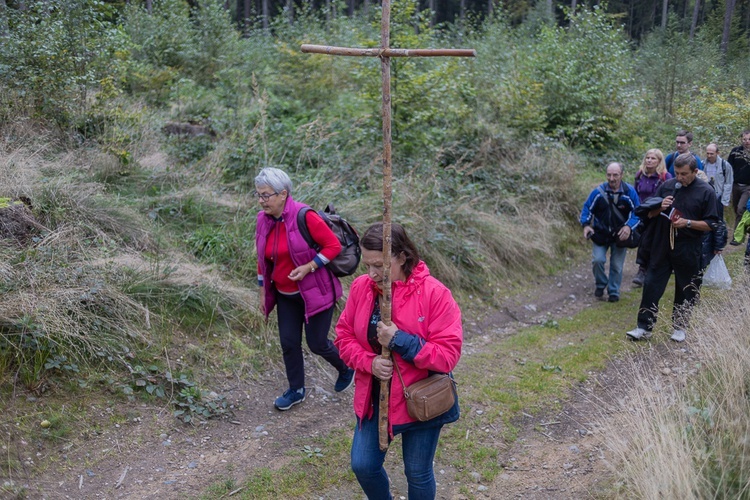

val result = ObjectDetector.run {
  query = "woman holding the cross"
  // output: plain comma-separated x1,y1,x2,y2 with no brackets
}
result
335,222,462,499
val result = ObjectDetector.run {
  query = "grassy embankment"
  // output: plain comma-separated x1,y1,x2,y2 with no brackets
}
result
0,113,584,497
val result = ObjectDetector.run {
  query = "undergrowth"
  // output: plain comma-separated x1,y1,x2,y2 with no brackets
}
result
602,254,750,499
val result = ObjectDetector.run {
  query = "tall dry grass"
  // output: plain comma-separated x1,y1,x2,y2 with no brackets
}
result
0,122,276,392
599,273,750,498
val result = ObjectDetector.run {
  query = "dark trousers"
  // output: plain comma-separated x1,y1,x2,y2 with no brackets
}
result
637,238,702,332
732,183,750,226
276,291,347,390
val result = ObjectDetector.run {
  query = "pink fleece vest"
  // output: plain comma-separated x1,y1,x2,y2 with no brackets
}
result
256,196,342,320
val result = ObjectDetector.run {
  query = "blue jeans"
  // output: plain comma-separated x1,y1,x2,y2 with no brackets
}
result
592,242,627,297
351,402,442,500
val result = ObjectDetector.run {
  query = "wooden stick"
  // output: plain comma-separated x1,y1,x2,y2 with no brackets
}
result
378,0,393,454
115,466,129,489
301,44,476,58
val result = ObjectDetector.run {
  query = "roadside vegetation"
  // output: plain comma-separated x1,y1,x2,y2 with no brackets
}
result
601,254,750,499
1,0,750,497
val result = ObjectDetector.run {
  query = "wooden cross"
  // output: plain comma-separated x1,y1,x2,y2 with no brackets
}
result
302,1,475,452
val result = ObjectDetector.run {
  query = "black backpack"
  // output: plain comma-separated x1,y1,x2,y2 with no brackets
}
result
297,204,361,277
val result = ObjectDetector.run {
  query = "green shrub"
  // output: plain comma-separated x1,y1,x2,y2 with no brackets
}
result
525,7,632,149
676,86,750,150
0,0,121,127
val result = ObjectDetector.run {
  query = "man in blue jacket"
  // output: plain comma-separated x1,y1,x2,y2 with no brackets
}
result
581,162,641,303
665,130,704,176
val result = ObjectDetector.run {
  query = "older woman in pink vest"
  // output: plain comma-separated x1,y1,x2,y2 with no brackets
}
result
255,167,353,410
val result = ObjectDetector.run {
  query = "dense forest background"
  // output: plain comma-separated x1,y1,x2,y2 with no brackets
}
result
2,2,750,495
1,0,750,292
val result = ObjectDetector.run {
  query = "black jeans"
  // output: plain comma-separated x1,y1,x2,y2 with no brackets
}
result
637,238,702,332
276,290,347,390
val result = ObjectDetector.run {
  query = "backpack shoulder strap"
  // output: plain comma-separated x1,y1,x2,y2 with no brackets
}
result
666,152,676,169
296,207,317,249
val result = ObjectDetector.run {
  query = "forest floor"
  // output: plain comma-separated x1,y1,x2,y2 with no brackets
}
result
4,245,718,499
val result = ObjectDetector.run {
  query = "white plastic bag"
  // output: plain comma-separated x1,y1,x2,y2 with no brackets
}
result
703,255,732,289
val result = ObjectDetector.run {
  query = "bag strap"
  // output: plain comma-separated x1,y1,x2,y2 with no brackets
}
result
598,186,628,227
392,354,455,399
296,207,318,250
393,358,409,399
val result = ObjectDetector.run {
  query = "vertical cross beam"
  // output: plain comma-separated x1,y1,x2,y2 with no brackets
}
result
302,3,475,452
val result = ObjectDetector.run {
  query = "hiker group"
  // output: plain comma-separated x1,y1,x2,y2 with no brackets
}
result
250,131,750,497
253,167,462,498
580,129,750,343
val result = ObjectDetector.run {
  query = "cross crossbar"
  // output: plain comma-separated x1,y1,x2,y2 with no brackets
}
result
302,3,475,453
301,44,476,58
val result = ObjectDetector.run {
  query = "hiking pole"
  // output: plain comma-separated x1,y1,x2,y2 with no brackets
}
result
377,0,393,453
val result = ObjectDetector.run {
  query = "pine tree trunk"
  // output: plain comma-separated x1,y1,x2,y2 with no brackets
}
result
286,0,294,23
689,0,699,39
721,0,737,57
0,0,6,37
262,0,269,29
146,0,153,14
571,0,577,16
661,0,668,29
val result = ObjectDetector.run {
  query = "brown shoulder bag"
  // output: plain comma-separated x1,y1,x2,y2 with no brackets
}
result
395,362,457,422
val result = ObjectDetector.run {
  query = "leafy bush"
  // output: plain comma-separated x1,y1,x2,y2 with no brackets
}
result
0,0,121,127
676,86,750,150
525,7,632,149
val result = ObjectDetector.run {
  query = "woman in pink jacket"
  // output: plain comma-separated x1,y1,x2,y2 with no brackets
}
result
335,222,462,499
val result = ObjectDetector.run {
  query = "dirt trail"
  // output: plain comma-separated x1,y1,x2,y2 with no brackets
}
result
8,253,653,499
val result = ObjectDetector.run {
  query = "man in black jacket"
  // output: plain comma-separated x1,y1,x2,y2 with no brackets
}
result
626,154,719,343
728,129,750,229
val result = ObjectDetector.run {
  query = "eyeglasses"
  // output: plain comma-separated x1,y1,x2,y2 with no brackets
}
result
253,191,279,201
676,140,688,145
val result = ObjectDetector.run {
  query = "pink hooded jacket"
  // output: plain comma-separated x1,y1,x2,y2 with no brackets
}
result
334,261,462,432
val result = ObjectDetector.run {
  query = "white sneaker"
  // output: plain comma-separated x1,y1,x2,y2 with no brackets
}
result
626,327,652,340
670,329,686,342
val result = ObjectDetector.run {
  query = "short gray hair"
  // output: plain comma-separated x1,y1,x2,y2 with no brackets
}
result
255,167,293,195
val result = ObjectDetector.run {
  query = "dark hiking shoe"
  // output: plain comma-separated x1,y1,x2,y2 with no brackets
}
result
274,388,306,410
608,295,619,303
334,368,355,392
594,288,605,299
632,269,645,287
